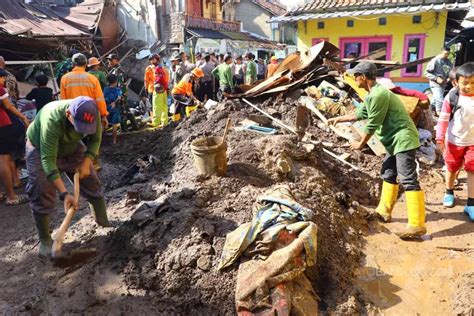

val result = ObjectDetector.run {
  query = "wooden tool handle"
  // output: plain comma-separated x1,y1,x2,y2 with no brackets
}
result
221,118,231,145
52,172,80,257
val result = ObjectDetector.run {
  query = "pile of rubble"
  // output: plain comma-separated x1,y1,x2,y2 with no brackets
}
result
91,89,390,314
88,42,444,314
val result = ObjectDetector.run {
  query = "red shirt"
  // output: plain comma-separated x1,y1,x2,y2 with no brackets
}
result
391,86,429,101
154,66,169,90
0,86,12,127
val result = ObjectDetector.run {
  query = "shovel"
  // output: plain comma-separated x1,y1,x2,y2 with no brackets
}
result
52,172,80,259
221,118,231,146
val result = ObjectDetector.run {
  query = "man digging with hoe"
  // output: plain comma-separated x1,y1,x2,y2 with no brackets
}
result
25,96,112,258
328,61,426,240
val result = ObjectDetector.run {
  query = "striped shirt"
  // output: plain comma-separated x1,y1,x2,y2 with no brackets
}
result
60,67,107,116
436,92,474,146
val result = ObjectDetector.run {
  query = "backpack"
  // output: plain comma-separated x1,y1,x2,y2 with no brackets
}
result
448,87,460,121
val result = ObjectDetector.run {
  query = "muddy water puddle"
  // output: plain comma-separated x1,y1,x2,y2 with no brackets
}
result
357,184,474,316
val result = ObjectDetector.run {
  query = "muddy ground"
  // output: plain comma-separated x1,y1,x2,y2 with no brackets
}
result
0,99,473,315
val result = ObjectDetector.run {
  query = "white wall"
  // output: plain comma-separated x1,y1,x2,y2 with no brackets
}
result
117,0,159,47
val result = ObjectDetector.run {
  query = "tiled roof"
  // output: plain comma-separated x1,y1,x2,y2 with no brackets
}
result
251,0,287,16
271,0,471,22
290,0,471,14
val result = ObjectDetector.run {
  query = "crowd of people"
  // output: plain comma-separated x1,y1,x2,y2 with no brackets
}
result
0,46,472,257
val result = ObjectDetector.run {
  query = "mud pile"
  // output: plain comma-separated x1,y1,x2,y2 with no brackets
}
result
95,98,384,314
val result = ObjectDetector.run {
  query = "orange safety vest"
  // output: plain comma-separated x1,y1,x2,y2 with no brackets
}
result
144,65,155,94
171,74,192,96
60,67,107,116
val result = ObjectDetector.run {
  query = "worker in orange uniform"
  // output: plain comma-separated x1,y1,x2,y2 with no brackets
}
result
171,68,204,120
60,53,108,126
267,56,280,78
152,55,169,127
144,54,159,103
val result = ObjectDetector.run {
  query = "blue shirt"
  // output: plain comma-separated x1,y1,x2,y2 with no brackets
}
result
103,86,122,105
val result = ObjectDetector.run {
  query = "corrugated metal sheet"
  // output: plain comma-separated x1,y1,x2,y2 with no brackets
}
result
187,28,227,39
0,0,98,37
31,0,104,31
187,28,282,48
271,2,472,22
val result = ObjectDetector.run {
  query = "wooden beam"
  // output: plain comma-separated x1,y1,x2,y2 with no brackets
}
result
242,98,297,134
323,148,359,171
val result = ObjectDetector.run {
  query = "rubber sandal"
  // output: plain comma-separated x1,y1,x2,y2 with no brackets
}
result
6,194,29,206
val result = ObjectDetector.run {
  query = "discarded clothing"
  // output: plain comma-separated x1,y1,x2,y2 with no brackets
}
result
219,185,319,315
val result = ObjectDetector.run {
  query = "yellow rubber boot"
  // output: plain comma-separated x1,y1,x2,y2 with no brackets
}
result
375,181,399,222
397,190,427,240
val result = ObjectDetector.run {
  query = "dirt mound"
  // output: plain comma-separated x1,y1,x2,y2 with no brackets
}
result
91,98,386,314
453,272,474,315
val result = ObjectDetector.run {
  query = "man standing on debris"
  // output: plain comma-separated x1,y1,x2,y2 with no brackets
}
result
328,61,426,240
144,54,159,103
87,57,107,90
232,56,246,85
60,53,108,125
152,55,169,128
171,68,204,119
107,53,134,131
245,53,257,85
107,54,127,96
267,56,279,78
212,55,234,101
425,47,453,115
257,58,267,81
170,54,185,86
198,54,215,102
25,96,111,257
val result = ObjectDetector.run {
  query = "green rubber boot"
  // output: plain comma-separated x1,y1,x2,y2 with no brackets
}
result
33,214,53,258
88,198,112,227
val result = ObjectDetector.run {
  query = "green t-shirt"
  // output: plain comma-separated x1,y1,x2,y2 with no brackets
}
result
246,60,257,83
88,69,107,90
355,83,419,155
26,100,102,181
212,63,234,88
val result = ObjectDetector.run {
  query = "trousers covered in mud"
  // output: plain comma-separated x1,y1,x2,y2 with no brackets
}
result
380,149,420,191
25,141,104,215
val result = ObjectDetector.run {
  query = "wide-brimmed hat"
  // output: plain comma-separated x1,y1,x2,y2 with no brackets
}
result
88,57,101,67
68,96,98,135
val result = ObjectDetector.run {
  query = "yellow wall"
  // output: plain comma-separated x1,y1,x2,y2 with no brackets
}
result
297,12,447,78
202,0,223,20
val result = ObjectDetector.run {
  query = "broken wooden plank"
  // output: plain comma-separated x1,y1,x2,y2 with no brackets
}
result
351,120,387,156
299,97,359,141
242,98,297,134
340,47,386,65
323,148,359,171
381,56,433,73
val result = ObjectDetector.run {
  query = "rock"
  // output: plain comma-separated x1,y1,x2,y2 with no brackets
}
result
276,154,293,174
197,256,212,271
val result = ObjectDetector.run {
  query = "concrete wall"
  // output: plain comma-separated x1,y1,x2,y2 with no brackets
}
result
297,11,447,81
117,0,159,47
234,0,272,39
